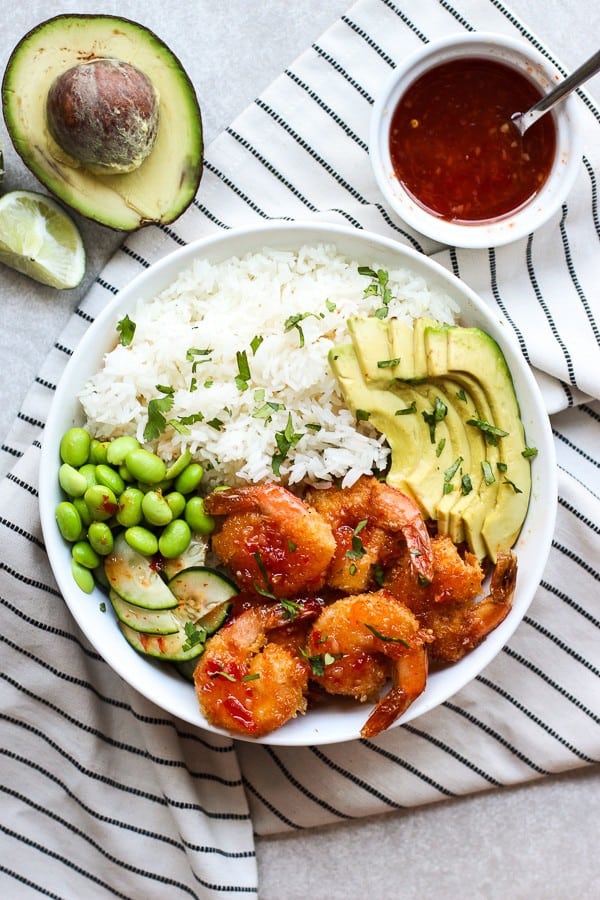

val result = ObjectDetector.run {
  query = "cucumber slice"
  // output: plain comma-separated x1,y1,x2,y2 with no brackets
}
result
119,567,238,662
119,621,206,662
167,566,238,623
161,532,208,581
104,532,177,610
109,589,179,635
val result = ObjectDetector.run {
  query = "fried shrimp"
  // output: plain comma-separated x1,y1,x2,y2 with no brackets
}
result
305,589,431,738
386,534,517,665
193,601,315,737
204,483,336,598
305,475,434,591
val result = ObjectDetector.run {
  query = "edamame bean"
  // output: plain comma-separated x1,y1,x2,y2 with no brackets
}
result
59,427,91,467
71,559,95,593
84,484,118,521
124,526,159,556
89,439,109,465
73,497,92,527
184,496,216,534
164,491,186,519
58,463,88,498
106,435,140,466
125,448,166,484
116,486,144,527
55,501,83,542
175,462,204,495
78,463,98,489
88,521,114,556
95,464,126,496
165,450,192,480
141,490,173,527
72,541,101,570
158,519,192,559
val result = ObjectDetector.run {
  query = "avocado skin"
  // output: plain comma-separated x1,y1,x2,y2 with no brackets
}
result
2,14,203,231
330,317,532,562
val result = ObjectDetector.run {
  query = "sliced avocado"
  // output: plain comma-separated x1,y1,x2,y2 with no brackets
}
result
330,316,532,562
2,15,203,231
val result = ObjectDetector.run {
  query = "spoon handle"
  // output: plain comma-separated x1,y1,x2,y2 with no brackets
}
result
515,47,600,133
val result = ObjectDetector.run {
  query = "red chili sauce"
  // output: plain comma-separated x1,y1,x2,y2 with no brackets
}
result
388,57,557,222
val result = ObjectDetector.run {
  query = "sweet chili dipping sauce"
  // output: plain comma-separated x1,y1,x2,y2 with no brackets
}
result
389,57,557,222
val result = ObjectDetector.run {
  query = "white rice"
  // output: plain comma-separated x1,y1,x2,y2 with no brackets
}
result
79,243,459,489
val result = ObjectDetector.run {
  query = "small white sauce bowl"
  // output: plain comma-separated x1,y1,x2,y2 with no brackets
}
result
369,32,584,248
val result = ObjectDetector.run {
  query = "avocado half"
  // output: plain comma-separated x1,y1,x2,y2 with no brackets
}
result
2,14,203,231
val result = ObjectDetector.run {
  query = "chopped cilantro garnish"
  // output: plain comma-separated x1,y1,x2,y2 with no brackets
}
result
377,357,401,369
284,312,320,348
250,334,264,355
423,396,448,443
364,623,409,647
144,385,175,441
281,598,301,621
522,446,538,458
395,401,417,416
467,418,509,446
116,314,136,346
235,349,251,392
271,413,303,475
182,621,207,652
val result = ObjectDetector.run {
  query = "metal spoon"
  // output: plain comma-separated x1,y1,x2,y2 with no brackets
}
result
511,47,600,136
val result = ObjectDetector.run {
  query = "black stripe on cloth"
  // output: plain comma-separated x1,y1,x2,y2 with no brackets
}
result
523,616,599,676
158,222,188,246
476,671,597,763
540,578,600,630
442,701,551,774
75,306,95,324
1,667,244,789
2,748,200,851
203,159,270,218
4,471,38,499
552,533,600,580
2,711,248,818
378,1,430,45
437,0,475,31
226,128,319,212
0,865,62,899
0,444,21,465
583,157,600,237
557,493,600,535
241,775,305,830
283,69,369,153
487,247,532,373
311,43,375,104
340,13,398,66
14,410,45,431
401,723,502,786
558,212,600,347
0,822,133,899
264,746,354,820
501,646,600,726
120,244,152,268
254,99,369,204
191,196,231,230
34,375,57,393
358,738,458,796
309,745,408,809
525,227,577,385
96,276,120,295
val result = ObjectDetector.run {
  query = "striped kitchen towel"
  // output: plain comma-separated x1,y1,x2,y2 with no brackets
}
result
1,1,598,897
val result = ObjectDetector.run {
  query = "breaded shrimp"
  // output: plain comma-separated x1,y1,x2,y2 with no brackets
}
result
385,534,517,665
305,475,434,591
305,589,432,738
193,601,314,737
204,482,336,598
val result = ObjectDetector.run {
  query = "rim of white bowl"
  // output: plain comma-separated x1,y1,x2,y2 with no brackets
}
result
369,32,585,249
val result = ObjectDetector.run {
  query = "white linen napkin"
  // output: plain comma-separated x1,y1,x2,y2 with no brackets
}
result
1,1,599,895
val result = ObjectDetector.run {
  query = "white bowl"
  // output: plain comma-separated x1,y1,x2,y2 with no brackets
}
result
369,33,584,248
39,221,557,746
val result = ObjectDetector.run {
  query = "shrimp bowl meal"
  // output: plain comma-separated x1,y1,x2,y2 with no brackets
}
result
39,221,556,745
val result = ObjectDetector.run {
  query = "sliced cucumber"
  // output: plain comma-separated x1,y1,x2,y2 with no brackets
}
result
119,566,238,662
104,532,177,610
167,566,238,623
119,621,206,662
161,533,208,581
109,589,179,635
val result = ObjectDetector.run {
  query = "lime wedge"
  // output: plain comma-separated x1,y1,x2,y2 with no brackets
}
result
0,190,85,288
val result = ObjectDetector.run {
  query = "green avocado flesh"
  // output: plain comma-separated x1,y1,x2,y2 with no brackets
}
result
2,14,203,231
330,316,532,562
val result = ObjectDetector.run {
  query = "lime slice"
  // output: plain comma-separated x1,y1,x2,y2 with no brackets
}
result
0,190,85,288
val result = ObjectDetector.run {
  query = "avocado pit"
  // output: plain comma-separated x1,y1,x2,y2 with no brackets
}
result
46,58,160,175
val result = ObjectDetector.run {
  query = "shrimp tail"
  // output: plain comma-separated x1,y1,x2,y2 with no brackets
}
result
360,643,429,739
402,519,435,584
